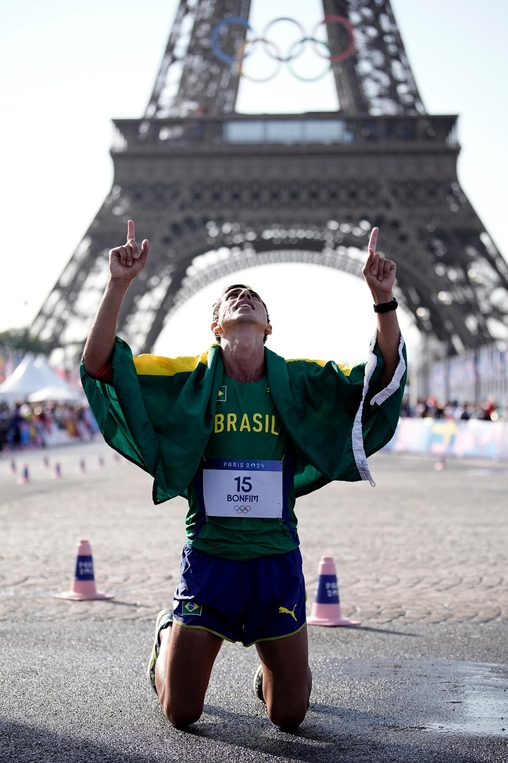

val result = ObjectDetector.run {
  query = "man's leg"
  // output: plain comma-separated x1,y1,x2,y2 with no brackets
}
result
156,623,223,728
255,626,312,730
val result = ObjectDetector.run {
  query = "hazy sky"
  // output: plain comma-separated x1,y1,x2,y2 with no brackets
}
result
1,0,506,364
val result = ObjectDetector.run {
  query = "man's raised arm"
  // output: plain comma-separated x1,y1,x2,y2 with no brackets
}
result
82,220,149,376
362,227,401,389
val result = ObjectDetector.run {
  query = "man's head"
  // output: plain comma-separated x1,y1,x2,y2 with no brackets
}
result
211,284,271,344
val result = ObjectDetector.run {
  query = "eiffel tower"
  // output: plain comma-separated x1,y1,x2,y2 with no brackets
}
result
31,0,508,359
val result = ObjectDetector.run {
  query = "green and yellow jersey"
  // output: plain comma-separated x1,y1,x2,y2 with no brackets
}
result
187,374,297,559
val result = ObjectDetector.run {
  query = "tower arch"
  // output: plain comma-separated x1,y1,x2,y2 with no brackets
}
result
30,0,508,361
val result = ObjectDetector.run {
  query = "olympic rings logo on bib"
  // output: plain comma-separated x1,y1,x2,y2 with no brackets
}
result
210,15,356,82
234,505,252,514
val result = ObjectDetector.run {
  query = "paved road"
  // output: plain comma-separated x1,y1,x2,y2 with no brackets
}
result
1,443,507,761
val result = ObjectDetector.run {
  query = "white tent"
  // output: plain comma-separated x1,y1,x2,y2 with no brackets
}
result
0,353,75,405
27,385,85,403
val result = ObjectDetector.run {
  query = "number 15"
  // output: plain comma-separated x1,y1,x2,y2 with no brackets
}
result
234,476,252,492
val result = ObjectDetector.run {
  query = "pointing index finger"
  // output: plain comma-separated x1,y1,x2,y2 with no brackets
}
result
368,226,379,253
127,219,136,242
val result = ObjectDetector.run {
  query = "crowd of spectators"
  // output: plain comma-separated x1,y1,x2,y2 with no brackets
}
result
0,402,100,452
1,396,504,454
400,398,505,422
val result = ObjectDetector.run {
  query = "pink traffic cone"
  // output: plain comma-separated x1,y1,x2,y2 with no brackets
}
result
54,539,114,601
17,465,30,484
307,556,360,627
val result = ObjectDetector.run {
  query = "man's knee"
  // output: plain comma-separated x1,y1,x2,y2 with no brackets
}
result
267,699,308,731
160,694,204,729
266,684,310,731
168,709,203,729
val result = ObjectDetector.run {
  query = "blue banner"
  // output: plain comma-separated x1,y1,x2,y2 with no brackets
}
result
315,574,340,605
75,555,95,581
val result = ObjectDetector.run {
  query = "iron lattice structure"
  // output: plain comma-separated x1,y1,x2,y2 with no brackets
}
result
32,0,508,357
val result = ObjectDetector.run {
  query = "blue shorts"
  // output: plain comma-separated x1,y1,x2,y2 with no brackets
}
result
172,544,306,647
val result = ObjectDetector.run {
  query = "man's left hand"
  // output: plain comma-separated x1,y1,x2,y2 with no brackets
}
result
362,227,397,303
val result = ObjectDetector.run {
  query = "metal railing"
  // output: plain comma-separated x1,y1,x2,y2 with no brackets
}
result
111,113,458,152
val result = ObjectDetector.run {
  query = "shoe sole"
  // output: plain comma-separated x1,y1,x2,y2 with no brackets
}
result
148,608,173,694
253,664,265,704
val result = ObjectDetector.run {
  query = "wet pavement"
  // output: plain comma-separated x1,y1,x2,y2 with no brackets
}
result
1,443,507,761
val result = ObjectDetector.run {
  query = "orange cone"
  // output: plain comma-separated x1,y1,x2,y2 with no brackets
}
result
307,556,360,627
54,539,114,601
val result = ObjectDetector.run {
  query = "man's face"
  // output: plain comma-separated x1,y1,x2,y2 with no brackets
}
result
213,286,271,338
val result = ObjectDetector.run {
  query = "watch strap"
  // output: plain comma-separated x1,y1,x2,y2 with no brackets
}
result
373,298,398,313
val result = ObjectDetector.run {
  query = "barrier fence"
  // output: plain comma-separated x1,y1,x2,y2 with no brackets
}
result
385,418,508,460
429,343,508,407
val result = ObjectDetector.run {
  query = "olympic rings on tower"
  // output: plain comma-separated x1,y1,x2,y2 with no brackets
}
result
312,16,356,63
236,38,283,83
261,17,307,62
286,38,332,82
210,17,253,64
210,15,356,82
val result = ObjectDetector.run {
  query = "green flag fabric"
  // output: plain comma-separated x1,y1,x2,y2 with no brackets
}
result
81,336,407,504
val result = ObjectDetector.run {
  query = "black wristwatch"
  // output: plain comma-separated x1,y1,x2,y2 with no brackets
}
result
373,298,398,313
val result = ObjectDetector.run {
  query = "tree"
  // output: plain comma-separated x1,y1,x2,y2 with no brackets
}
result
0,329,52,355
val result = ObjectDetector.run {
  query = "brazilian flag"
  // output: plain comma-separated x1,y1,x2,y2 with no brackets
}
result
182,602,202,616
81,335,406,503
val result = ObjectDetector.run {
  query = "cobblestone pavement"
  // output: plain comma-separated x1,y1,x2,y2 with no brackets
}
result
1,443,507,625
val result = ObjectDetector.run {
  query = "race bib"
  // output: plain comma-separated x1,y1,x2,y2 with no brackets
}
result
203,459,283,519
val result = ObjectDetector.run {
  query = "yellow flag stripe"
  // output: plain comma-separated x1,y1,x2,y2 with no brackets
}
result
133,351,351,378
134,351,209,376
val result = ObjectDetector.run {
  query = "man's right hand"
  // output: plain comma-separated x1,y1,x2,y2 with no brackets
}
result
83,220,149,375
109,220,149,282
